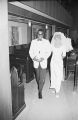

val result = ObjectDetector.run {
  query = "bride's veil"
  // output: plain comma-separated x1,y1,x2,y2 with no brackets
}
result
51,32,73,52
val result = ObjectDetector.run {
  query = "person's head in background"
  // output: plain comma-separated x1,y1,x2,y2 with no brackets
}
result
64,33,67,38
64,33,70,38
37,29,44,40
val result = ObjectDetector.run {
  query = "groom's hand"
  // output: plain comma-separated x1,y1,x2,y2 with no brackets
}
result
33,56,44,62
39,57,44,62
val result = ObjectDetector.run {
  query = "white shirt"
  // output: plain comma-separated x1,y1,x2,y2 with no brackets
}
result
29,38,51,69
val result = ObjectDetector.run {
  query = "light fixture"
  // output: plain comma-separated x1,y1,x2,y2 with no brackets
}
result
28,20,31,27
45,24,48,29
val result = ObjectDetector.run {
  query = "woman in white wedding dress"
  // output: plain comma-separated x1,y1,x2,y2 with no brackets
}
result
50,32,73,97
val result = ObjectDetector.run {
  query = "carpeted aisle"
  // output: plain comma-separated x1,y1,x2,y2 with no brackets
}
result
15,71,78,120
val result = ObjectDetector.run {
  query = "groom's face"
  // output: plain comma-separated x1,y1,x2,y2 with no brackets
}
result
38,31,43,40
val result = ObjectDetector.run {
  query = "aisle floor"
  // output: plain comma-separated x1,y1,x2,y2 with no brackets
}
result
15,71,78,120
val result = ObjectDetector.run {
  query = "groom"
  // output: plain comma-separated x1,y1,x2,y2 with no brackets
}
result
29,29,51,99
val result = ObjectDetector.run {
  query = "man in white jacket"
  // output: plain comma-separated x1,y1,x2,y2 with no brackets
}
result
29,29,51,99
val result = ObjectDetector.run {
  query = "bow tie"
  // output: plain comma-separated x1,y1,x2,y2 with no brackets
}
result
37,39,42,41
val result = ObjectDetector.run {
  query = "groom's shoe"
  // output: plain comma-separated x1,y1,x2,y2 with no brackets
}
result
38,91,42,99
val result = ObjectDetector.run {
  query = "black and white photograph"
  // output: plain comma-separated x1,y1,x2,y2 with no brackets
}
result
1,0,78,120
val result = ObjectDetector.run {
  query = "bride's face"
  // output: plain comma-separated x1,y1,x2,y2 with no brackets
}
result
54,35,62,47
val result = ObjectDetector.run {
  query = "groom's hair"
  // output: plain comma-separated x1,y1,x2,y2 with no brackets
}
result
37,29,44,35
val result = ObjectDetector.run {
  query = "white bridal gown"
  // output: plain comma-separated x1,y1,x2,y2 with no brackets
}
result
50,45,66,93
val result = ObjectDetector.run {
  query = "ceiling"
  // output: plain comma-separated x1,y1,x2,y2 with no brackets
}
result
8,0,78,7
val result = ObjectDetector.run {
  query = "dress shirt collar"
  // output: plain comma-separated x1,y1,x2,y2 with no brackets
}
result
37,38,43,41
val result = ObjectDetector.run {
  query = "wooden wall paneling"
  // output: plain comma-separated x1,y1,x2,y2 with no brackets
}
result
42,1,46,13
49,1,54,17
21,0,72,26
52,25,56,36
23,1,34,8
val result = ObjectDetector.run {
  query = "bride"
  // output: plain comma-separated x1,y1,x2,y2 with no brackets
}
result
50,32,73,97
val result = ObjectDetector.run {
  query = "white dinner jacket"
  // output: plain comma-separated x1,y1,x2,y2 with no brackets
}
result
29,38,51,69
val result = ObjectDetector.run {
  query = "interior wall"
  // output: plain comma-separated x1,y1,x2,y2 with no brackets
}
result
0,0,12,119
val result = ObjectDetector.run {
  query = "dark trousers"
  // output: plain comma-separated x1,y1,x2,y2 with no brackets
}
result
35,64,46,94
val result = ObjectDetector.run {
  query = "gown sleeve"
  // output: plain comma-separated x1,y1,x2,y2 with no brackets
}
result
62,46,66,58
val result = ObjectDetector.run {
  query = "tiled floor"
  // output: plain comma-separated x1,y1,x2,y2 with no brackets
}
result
15,71,78,120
